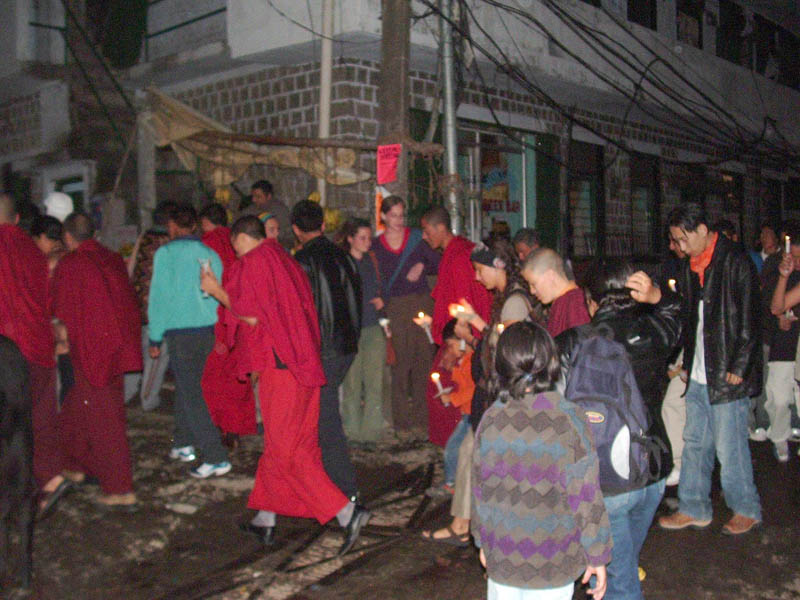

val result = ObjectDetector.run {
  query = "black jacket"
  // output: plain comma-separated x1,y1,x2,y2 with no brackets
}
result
555,292,683,485
294,235,362,359
679,233,762,404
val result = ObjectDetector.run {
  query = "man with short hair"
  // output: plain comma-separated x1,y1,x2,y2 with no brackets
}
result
512,227,540,262
420,206,491,345
240,180,293,249
201,215,369,555
148,204,230,478
659,203,762,535
291,200,364,508
0,193,70,515
51,212,142,508
522,248,590,338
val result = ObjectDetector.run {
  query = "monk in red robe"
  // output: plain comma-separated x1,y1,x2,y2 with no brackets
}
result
200,216,370,555
421,206,491,344
0,193,71,515
199,204,257,437
50,213,142,508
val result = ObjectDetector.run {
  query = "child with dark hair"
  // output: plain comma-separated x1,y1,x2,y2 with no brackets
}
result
425,318,475,499
473,321,612,600
30,215,65,273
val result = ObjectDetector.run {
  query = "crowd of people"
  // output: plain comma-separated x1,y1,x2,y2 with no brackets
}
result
1,180,796,599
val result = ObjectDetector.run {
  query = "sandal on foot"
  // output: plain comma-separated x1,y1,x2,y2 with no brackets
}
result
421,525,469,547
95,493,139,513
37,479,75,520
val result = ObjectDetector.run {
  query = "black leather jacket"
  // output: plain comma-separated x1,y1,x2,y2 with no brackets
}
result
679,233,762,404
294,235,362,359
555,291,683,485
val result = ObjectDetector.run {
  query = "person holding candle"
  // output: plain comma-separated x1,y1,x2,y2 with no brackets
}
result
425,319,475,498
423,238,535,545
372,196,440,439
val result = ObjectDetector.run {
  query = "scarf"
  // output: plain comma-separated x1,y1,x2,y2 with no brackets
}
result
689,232,718,287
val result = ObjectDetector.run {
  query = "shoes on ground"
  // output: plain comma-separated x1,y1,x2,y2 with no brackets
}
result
775,440,790,463
665,468,680,487
722,513,760,535
169,446,196,462
749,427,768,442
190,461,231,478
239,522,276,546
37,478,75,521
339,504,371,556
95,493,139,512
658,511,711,530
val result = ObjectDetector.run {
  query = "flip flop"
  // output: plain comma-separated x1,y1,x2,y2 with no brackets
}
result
37,479,75,521
421,525,470,547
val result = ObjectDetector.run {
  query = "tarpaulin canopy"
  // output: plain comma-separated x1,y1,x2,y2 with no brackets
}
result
144,87,373,187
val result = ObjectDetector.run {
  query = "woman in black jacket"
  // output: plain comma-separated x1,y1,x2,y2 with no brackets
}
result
555,258,681,600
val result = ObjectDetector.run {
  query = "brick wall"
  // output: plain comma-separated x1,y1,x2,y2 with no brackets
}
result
0,93,42,157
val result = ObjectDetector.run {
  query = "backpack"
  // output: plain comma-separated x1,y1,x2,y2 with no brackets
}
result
564,330,662,495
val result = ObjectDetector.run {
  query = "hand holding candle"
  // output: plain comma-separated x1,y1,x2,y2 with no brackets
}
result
448,299,476,321
413,312,435,344
378,317,392,338
430,371,453,401
668,278,677,293
786,235,791,254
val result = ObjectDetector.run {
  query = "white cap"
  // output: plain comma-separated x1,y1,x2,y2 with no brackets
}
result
43,192,74,222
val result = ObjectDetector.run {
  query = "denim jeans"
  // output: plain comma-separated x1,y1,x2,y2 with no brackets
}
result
603,480,666,600
679,381,762,521
443,415,470,486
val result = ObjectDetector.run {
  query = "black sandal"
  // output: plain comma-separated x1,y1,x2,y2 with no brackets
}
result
421,525,470,547
37,479,75,520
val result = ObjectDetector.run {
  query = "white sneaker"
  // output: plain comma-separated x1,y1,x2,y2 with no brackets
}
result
789,428,800,443
190,461,232,478
665,468,680,487
169,446,196,462
749,427,768,442
775,441,790,463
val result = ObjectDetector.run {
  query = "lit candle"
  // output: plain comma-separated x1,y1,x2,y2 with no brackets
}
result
668,278,677,293
378,317,391,338
496,323,505,334
431,371,444,395
787,235,791,254
415,312,434,344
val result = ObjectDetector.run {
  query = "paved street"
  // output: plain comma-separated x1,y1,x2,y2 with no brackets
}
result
26,396,800,600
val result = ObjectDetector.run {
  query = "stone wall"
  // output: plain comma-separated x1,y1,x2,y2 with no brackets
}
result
162,55,781,250
0,92,42,158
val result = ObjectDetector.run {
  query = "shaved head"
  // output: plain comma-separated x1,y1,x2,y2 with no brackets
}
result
0,193,17,224
63,212,95,243
522,248,567,278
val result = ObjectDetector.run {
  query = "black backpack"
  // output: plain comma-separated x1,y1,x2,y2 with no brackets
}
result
564,330,663,495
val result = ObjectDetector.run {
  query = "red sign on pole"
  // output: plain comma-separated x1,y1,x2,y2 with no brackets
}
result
377,144,402,184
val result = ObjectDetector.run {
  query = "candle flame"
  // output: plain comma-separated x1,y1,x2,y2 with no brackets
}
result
496,323,505,333
430,372,440,381
418,312,425,319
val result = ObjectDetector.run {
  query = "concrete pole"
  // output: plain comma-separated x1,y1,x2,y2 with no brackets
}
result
136,108,156,230
317,0,334,207
441,0,461,234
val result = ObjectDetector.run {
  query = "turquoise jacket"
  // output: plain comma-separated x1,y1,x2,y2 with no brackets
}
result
147,236,222,344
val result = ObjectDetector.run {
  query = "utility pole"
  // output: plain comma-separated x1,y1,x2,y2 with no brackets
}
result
377,0,411,202
317,0,334,207
440,0,462,234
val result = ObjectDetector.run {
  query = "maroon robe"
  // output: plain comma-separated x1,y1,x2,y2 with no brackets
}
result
426,346,463,447
51,239,142,494
0,223,62,487
201,228,256,435
431,235,492,345
224,240,346,523
202,226,236,270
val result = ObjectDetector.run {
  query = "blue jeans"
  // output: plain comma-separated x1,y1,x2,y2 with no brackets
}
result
679,381,762,521
604,480,666,600
443,415,470,486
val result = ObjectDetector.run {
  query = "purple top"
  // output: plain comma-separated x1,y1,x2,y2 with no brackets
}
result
372,228,440,298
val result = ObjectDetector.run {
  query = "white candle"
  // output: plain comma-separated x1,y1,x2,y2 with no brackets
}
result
668,278,677,293
496,323,505,334
786,235,791,254
431,372,444,395
416,312,434,343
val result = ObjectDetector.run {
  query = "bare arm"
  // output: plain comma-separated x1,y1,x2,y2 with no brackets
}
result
771,253,800,315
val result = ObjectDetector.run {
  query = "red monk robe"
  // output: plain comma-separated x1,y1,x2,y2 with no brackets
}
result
201,226,257,435
51,239,142,495
224,239,347,524
0,223,62,488
430,235,492,345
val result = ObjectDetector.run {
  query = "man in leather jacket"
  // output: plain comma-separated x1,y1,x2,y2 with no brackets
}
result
292,200,363,504
658,203,762,536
